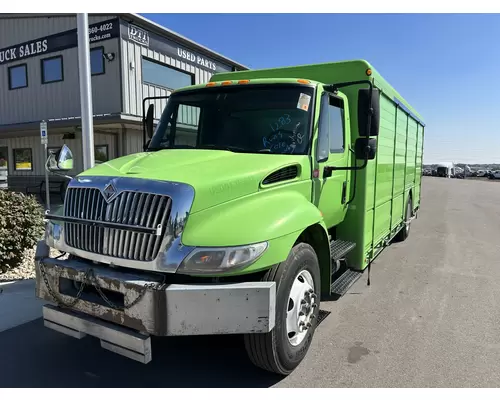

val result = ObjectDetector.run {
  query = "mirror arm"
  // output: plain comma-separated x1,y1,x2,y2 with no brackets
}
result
324,150,369,174
50,171,73,181
345,147,357,206
44,160,72,181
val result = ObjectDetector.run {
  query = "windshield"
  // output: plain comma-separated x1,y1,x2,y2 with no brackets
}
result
148,84,315,155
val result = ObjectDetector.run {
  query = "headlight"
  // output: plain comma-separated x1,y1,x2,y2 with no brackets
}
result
177,242,268,275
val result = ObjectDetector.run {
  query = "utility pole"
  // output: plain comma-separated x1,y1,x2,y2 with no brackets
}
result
77,13,95,170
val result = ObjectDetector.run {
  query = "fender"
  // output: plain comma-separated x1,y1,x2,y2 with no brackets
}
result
181,188,327,275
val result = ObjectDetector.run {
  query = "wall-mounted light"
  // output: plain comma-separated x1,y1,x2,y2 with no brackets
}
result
103,52,115,62
62,132,76,140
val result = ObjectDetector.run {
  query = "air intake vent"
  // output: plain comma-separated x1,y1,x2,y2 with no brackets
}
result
262,165,299,185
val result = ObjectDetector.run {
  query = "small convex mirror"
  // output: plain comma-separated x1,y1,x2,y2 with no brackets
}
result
46,144,74,172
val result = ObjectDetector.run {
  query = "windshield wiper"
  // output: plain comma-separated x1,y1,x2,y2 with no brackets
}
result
199,144,252,153
146,147,164,152
147,145,196,152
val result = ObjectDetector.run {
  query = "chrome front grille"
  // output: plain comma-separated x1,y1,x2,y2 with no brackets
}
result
64,187,172,262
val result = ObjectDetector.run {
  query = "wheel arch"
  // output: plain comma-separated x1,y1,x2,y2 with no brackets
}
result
294,223,331,296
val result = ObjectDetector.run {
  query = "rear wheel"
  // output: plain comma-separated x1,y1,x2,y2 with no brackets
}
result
243,242,321,376
394,197,412,242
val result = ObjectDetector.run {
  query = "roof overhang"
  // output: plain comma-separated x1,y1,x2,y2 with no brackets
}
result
0,13,249,72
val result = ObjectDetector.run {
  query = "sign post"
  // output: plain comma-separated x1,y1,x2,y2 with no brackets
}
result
77,13,95,170
40,120,50,210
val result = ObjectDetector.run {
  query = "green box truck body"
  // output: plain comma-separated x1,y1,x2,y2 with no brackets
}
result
210,60,425,271
35,59,425,375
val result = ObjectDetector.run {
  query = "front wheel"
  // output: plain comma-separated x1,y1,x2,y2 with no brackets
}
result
243,243,321,376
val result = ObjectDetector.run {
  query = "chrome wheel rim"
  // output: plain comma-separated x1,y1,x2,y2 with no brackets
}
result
286,269,317,347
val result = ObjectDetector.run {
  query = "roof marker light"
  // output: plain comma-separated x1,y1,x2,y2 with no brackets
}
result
297,79,310,84
221,81,233,85
206,82,217,87
366,68,372,76
238,80,250,84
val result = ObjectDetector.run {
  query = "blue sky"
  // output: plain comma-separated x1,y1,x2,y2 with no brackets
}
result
142,13,500,164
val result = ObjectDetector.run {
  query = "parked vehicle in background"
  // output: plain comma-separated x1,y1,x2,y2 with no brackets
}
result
476,170,486,177
488,171,500,179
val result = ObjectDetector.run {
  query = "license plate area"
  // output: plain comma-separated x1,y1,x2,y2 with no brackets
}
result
58,277,125,309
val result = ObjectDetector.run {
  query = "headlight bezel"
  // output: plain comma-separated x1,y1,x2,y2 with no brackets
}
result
176,241,269,275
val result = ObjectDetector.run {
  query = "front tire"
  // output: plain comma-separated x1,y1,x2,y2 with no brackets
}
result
243,243,321,376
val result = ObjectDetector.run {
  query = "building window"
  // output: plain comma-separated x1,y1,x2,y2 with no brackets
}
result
142,57,194,90
90,47,105,75
0,147,8,170
8,64,28,90
13,148,33,171
41,55,64,84
94,145,109,164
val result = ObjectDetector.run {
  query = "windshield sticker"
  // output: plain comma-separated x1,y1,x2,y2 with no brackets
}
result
297,93,311,112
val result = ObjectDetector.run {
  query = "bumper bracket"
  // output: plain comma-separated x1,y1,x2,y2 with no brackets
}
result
43,304,152,363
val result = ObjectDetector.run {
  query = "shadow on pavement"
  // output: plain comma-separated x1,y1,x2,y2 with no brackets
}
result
0,318,283,388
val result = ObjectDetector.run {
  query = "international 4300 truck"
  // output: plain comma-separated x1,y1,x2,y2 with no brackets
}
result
35,59,425,376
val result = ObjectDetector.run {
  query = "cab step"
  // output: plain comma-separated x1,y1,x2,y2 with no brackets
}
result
330,269,363,296
330,240,356,261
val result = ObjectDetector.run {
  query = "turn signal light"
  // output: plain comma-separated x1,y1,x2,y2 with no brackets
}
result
366,68,372,76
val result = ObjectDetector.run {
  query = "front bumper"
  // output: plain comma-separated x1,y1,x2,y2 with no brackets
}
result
35,241,276,339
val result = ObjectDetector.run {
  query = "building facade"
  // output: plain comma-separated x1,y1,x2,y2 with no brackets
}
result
0,13,247,191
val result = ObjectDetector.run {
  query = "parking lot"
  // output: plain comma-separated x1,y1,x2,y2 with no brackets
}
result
1,176,500,388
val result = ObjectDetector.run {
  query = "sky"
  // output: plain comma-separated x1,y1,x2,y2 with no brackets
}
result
141,13,500,165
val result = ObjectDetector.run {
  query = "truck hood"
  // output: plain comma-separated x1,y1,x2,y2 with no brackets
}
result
78,149,309,213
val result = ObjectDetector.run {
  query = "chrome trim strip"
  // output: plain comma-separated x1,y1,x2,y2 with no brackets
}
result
51,176,196,273
45,213,160,235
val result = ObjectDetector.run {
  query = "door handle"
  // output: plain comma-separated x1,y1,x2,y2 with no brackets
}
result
341,181,347,204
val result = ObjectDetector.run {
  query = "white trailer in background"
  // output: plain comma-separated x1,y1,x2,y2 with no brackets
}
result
436,162,454,178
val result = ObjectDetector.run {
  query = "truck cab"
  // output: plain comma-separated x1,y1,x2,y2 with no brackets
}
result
36,60,422,376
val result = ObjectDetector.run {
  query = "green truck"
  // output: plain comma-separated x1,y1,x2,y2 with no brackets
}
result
35,59,425,376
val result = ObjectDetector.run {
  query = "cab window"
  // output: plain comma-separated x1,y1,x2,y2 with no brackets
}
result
328,96,345,153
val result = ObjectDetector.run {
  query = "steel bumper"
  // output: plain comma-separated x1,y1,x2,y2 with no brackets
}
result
35,241,276,362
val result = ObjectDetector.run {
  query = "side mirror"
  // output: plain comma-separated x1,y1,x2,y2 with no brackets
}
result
355,137,377,160
46,144,74,172
358,88,380,137
145,104,155,139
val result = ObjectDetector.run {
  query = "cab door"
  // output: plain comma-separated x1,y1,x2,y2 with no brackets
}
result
314,91,351,229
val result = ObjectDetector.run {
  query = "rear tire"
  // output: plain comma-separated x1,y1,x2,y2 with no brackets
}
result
243,242,321,376
394,196,412,242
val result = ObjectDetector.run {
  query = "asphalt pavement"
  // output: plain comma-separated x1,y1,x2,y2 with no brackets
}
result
1,176,500,387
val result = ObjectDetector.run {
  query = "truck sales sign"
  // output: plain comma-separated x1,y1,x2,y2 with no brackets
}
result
0,18,120,66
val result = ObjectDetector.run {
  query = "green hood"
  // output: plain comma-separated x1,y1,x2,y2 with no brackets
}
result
79,149,310,213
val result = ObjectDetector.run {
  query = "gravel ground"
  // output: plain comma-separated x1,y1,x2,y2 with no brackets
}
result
0,244,64,282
